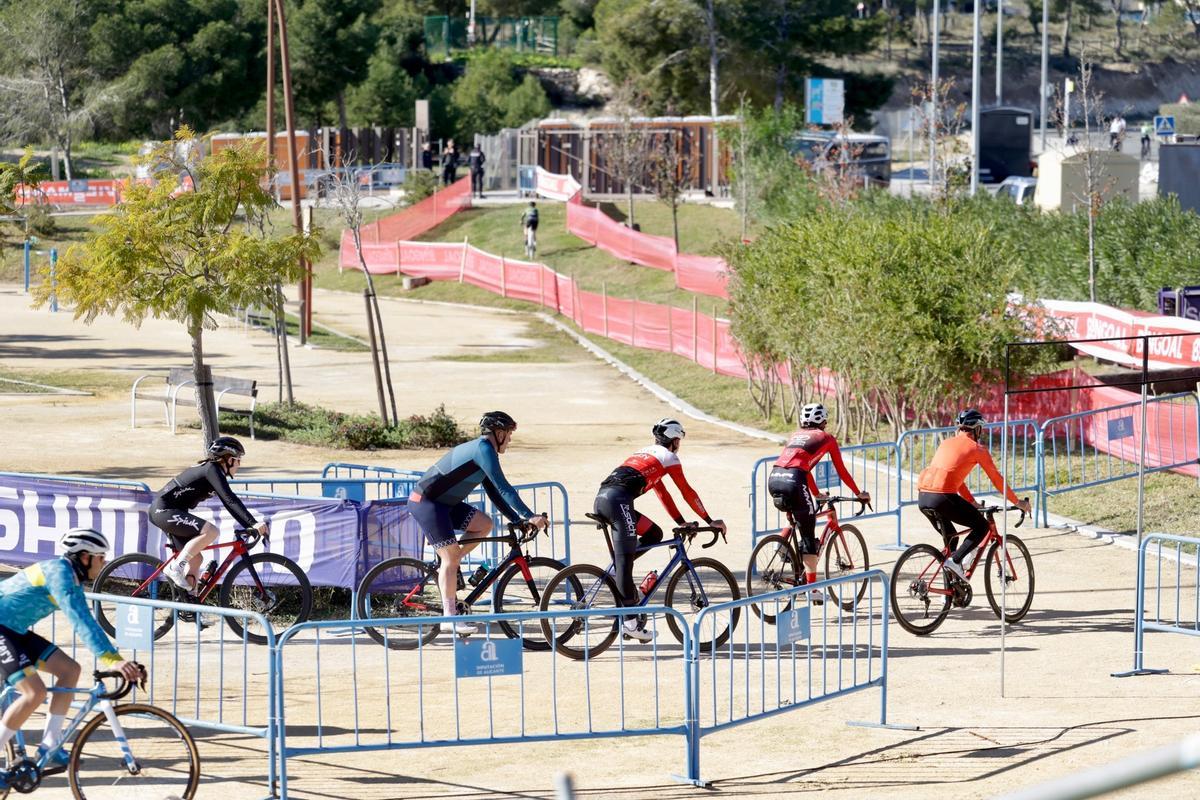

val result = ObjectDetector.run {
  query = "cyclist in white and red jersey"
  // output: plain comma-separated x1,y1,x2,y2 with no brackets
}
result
594,418,726,641
768,403,870,603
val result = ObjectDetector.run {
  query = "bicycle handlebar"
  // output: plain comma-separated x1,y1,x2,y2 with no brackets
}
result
979,498,1028,529
508,520,543,543
94,663,146,701
819,495,871,517
671,522,726,549
234,528,266,549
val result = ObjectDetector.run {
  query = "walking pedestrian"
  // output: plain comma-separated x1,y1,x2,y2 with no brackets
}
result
468,143,486,199
441,140,458,186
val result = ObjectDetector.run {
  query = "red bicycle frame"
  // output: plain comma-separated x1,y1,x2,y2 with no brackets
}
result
135,531,263,602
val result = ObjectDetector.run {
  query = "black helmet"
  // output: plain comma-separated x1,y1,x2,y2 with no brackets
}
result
480,411,517,434
652,418,686,447
956,409,985,431
207,436,245,460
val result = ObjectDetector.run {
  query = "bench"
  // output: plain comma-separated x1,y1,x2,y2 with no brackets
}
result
131,367,258,438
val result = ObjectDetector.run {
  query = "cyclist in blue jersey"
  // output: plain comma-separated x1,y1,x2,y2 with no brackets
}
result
0,529,142,786
409,411,548,635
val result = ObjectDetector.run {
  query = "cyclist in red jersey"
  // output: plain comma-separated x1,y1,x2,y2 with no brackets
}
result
594,418,726,642
768,403,870,603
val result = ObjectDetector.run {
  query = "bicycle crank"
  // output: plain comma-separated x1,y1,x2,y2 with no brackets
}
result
9,758,40,794
951,580,973,608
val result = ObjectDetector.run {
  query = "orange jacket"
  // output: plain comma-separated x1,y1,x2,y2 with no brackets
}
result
917,431,1020,505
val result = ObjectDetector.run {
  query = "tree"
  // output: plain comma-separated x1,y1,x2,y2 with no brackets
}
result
0,0,99,179
597,81,654,227
912,77,969,201
33,129,319,445
649,129,685,251
345,12,428,127
287,0,381,127
449,49,550,140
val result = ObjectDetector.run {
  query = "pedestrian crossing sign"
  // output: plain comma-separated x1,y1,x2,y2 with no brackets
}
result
1154,115,1176,137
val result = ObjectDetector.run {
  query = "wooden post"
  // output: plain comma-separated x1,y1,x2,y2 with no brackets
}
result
692,295,699,364
573,279,583,327
395,241,402,277
501,256,507,298
668,302,674,355
602,282,609,337
458,236,469,283
539,264,545,308
632,295,638,347
711,304,718,374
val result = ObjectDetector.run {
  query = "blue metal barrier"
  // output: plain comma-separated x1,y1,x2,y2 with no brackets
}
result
893,420,1040,549
685,569,904,785
0,471,150,492
230,476,416,502
1037,393,1200,527
321,462,422,481
45,593,277,796
1113,533,1200,678
748,442,900,546
273,605,692,797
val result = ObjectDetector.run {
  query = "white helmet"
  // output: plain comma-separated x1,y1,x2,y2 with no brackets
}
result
652,418,686,446
800,403,829,427
59,528,110,557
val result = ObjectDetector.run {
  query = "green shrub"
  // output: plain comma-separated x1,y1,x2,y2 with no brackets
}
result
402,169,439,206
215,402,471,450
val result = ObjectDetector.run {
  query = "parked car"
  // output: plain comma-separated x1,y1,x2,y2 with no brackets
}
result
787,132,891,188
996,175,1037,205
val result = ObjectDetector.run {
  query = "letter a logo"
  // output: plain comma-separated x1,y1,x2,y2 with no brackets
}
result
481,641,498,662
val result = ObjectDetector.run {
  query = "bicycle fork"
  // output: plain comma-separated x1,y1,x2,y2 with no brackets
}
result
98,700,141,775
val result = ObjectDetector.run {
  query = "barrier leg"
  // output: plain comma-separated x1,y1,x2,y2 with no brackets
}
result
880,505,908,552
1113,541,1168,677
672,636,708,787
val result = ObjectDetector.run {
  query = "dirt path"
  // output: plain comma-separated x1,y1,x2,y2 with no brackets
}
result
1,285,1198,799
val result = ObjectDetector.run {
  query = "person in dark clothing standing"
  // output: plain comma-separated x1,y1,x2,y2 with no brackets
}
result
421,142,433,171
441,141,458,186
468,144,486,198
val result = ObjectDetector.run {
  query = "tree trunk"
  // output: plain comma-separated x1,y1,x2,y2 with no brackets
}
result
1087,206,1097,302
627,184,635,228
363,289,389,423
704,0,720,117
189,316,220,445
671,201,680,253
371,292,398,424
774,64,787,113
1061,2,1073,58
1110,0,1124,59
275,282,294,404
337,91,349,131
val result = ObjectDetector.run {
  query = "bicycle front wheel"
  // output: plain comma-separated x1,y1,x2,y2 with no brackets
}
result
746,534,800,625
218,552,313,645
890,544,952,636
356,557,443,649
984,534,1035,623
823,524,870,611
537,564,622,660
665,558,740,651
68,703,200,799
493,556,581,651
92,553,181,641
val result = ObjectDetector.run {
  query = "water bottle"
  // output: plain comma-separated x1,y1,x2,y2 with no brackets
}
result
639,570,658,596
468,560,492,587
198,559,218,588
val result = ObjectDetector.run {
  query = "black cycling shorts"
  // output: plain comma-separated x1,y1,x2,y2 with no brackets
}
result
409,495,478,550
524,220,539,232
149,505,209,548
0,625,59,687
767,467,819,555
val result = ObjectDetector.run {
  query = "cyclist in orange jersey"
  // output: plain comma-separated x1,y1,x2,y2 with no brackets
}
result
917,409,1032,580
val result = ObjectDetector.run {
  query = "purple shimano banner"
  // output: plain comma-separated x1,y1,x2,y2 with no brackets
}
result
360,499,423,579
0,477,151,567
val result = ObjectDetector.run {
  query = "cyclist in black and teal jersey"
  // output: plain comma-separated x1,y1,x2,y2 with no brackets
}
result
0,529,142,787
408,411,548,634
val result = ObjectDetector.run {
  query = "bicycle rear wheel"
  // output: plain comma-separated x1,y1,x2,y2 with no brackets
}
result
356,557,443,649
984,534,1035,623
537,564,622,660
68,703,200,799
746,534,800,625
665,558,740,651
92,553,181,641
890,544,952,636
219,552,313,645
822,524,870,611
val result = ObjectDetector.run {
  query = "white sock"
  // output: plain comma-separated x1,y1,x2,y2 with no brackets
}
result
41,713,66,749
0,724,16,749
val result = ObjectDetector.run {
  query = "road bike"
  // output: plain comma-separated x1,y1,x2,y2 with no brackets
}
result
93,528,312,645
746,495,871,622
537,515,739,659
355,521,580,651
890,502,1035,636
0,665,200,799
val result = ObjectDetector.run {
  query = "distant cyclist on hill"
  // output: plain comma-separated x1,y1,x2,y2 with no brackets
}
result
150,436,268,593
408,411,549,635
917,409,1031,580
521,201,539,259
0,529,142,786
768,403,871,603
593,418,726,642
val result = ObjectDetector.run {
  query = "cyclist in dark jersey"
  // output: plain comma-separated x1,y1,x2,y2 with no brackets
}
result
594,418,725,642
768,403,870,603
409,411,548,635
149,436,268,593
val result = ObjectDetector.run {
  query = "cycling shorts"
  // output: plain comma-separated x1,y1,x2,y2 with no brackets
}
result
524,220,539,232
0,625,59,687
148,504,209,548
408,494,478,550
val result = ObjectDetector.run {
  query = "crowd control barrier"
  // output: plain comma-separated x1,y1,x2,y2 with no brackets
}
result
273,606,693,797
43,593,279,792
685,570,902,784
1037,392,1200,527
1113,533,1200,678
748,443,900,545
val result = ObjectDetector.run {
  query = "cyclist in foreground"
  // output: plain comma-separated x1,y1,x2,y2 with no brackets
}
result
917,409,1032,580
768,403,871,604
409,411,548,635
594,418,727,642
0,529,143,788
150,436,268,593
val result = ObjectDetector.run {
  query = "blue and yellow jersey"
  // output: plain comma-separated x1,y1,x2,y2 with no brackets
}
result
0,558,122,666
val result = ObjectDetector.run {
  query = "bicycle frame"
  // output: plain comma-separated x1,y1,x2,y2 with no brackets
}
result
0,682,136,777
915,516,1019,595
132,531,263,603
781,501,845,552
590,532,708,609
397,529,537,611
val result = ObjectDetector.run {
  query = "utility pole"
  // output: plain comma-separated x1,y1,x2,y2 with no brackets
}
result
929,0,940,191
970,0,982,194
996,0,1004,104
1040,0,1049,150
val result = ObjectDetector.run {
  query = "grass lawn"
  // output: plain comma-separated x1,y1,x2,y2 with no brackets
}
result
1050,470,1200,538
0,367,132,396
